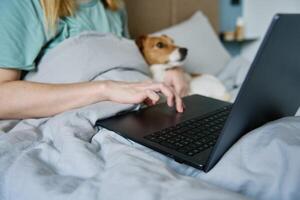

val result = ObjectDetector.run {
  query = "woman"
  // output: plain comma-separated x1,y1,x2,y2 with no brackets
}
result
0,0,188,119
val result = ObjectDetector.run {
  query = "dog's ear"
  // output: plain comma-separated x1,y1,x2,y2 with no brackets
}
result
135,35,147,52
162,34,174,43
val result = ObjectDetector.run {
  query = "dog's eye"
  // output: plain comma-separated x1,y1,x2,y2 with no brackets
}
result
156,42,165,48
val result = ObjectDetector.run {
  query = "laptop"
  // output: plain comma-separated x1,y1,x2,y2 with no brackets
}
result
96,14,300,172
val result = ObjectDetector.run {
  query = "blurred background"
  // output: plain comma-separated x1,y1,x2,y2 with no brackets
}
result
220,0,300,61
125,0,300,62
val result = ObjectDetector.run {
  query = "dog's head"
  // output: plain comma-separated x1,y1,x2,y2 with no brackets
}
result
136,35,188,66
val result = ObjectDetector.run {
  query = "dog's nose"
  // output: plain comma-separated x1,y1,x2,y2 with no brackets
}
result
179,48,188,59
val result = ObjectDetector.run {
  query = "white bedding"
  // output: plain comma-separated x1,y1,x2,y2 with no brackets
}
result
1,33,300,200
1,107,299,200
217,55,252,102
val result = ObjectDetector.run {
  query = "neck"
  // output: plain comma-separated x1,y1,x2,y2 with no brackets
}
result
167,61,184,67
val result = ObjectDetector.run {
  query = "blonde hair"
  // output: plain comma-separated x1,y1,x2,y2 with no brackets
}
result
40,0,121,33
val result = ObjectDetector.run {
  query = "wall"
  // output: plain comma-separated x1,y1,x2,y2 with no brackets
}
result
243,0,300,38
219,0,243,56
124,0,219,39
242,0,300,61
219,0,242,32
219,0,300,59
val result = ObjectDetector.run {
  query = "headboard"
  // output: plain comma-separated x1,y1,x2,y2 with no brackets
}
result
123,0,219,38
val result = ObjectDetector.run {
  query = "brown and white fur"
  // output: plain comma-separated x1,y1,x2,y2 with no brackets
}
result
136,35,231,101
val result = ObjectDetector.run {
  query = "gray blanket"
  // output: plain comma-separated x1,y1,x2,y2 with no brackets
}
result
1,33,299,200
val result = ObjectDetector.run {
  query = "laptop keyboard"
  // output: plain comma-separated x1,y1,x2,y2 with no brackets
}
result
144,105,231,157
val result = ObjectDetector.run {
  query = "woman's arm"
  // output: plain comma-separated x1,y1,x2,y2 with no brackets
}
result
0,69,183,120
0,68,109,119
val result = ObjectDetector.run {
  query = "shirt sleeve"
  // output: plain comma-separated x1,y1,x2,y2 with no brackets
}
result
120,4,130,38
0,0,47,71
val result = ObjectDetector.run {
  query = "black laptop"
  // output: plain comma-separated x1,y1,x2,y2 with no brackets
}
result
96,14,300,172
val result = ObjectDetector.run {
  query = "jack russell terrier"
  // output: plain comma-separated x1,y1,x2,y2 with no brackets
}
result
136,35,231,101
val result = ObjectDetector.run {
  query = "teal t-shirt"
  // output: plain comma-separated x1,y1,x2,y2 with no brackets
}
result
0,0,128,71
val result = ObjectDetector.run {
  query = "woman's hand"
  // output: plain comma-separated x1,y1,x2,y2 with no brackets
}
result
164,67,190,97
104,80,184,112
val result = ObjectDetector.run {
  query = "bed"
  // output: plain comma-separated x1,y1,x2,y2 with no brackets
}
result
1,1,300,200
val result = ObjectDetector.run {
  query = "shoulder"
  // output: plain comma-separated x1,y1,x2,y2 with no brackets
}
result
0,0,43,20
0,0,38,10
118,0,126,12
0,0,45,34
118,0,126,9
116,1,127,19
0,0,47,71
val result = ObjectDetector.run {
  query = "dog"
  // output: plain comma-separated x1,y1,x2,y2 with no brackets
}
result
136,35,231,101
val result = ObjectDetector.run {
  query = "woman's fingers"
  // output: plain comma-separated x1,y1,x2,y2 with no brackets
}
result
173,81,188,97
159,84,175,107
144,83,170,105
180,87,189,97
145,90,160,104
144,82,184,112
168,84,184,113
167,86,184,113
175,94,184,113
152,83,174,107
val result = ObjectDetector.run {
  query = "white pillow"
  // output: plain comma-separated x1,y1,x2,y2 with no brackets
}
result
154,11,231,75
